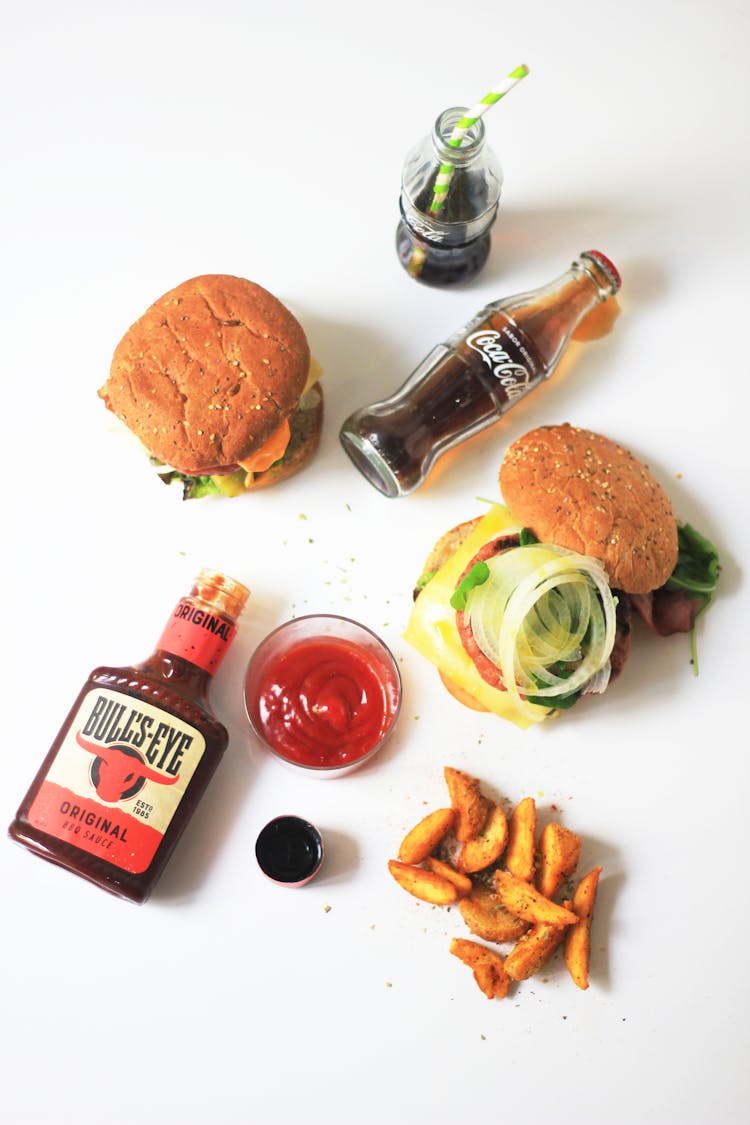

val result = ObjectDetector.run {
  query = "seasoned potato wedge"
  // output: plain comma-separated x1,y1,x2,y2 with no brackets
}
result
390,767,605,1002
564,866,602,990
424,856,473,897
444,767,490,842
457,881,529,943
449,938,510,1000
504,913,569,981
536,822,582,900
398,807,456,865
456,803,509,873
504,797,537,882
387,859,459,905
494,870,578,926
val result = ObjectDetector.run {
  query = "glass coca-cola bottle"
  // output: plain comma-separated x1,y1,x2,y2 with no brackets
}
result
340,251,621,497
396,107,503,287
8,569,249,903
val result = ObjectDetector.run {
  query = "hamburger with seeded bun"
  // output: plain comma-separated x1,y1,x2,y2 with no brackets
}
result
407,423,717,728
499,424,678,594
99,274,323,498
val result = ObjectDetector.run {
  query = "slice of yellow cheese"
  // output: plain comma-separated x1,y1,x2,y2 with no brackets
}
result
404,504,551,730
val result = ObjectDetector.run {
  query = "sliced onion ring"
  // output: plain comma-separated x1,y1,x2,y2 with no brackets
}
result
464,544,617,720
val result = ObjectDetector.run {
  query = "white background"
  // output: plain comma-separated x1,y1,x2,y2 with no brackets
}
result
1,2,748,1123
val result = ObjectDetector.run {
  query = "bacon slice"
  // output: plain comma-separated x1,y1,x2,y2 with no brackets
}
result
629,588,705,636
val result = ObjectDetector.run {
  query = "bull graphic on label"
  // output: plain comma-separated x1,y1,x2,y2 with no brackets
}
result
76,732,181,804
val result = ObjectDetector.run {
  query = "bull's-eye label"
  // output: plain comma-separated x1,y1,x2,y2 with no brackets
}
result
27,688,205,874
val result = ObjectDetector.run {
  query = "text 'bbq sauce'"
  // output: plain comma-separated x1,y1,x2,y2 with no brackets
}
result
8,569,249,904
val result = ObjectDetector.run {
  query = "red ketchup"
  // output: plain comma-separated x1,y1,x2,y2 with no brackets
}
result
245,617,401,773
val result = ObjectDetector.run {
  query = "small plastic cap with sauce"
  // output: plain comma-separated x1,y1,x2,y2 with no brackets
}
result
255,816,324,887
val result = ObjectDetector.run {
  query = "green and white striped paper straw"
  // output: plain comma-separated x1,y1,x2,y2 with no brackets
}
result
429,64,530,215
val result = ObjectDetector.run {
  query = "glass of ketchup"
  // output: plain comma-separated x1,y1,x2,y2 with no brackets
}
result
244,615,402,777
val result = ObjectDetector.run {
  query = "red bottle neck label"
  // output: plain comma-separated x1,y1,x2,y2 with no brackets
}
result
157,598,237,674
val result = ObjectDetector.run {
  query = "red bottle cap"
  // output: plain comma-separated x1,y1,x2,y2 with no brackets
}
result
581,250,621,294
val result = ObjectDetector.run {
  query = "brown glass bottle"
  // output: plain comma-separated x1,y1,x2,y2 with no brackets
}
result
340,251,621,497
8,569,249,904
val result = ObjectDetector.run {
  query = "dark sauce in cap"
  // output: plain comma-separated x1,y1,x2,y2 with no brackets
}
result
255,816,324,886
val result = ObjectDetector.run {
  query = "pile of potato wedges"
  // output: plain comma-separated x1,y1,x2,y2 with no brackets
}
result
388,767,601,1000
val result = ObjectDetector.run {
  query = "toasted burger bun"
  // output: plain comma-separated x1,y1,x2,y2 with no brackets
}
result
99,274,322,494
499,423,678,594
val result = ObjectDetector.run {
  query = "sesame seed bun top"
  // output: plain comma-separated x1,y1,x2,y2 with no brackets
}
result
498,423,678,594
99,274,311,474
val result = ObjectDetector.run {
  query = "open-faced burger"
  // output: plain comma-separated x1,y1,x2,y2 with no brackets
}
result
406,423,719,728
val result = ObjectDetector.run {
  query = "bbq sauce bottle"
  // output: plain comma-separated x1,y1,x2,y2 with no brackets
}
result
8,569,249,904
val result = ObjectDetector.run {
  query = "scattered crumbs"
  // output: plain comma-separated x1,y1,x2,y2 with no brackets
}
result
562,1015,568,1021
676,472,683,479
324,904,332,913
414,714,420,721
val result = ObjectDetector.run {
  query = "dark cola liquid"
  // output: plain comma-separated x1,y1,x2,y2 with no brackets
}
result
396,169,497,287
340,314,548,497
396,219,491,287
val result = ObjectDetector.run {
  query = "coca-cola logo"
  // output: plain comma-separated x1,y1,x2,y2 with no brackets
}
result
466,330,531,400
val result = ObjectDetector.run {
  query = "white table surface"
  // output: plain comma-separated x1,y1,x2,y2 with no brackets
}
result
2,2,748,1123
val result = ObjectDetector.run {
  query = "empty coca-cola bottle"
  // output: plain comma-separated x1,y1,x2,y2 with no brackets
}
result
340,251,621,497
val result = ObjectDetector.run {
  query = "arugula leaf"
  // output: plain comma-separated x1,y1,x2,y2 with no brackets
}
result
525,690,581,711
450,561,490,611
666,523,720,597
525,664,581,711
665,522,720,675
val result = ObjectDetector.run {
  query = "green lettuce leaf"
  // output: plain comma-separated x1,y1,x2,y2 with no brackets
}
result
450,561,490,611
